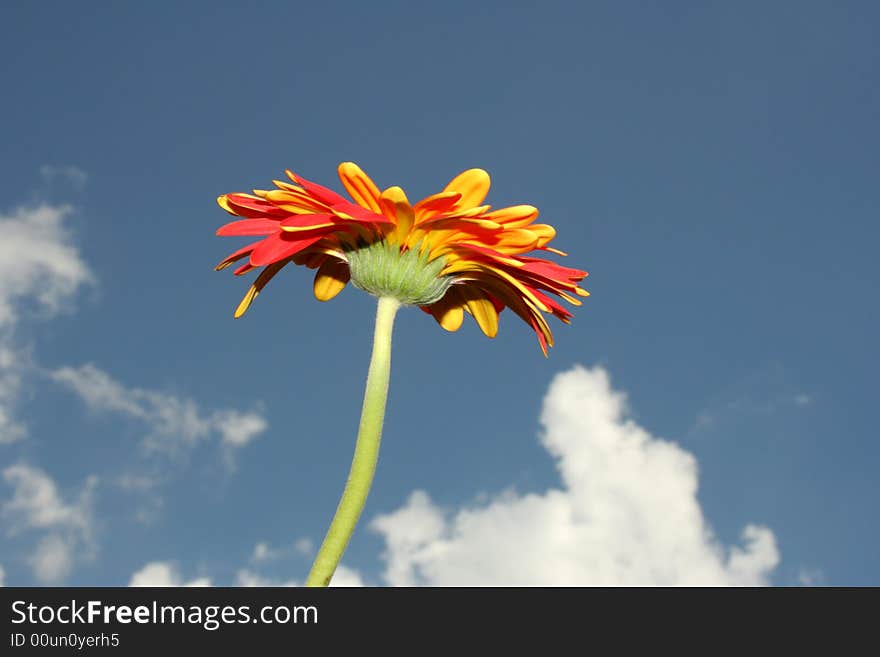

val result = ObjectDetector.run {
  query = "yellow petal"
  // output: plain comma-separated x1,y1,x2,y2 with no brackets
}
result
234,262,286,318
443,169,491,208
429,290,465,331
313,258,350,301
217,195,235,214
438,304,464,331
462,292,499,338
447,204,492,218
530,224,557,246
379,186,415,244
264,189,327,214
234,287,258,319
485,205,539,226
477,265,551,312
338,162,383,214
272,180,305,193
423,216,502,231
413,191,462,221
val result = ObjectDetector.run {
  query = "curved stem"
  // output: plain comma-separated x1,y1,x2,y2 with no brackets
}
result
306,296,400,586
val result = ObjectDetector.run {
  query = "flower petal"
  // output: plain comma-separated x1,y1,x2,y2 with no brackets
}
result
249,233,325,267
313,258,350,302
443,168,491,208
234,261,287,318
218,193,290,218
279,213,337,232
379,186,415,244
215,240,262,271
413,191,462,220
338,162,383,214
461,289,499,338
264,188,330,214
429,292,465,332
216,218,280,236
484,205,539,226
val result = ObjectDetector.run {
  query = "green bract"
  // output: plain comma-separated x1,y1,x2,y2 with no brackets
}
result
346,240,452,306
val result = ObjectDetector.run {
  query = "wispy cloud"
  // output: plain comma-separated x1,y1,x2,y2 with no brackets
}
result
235,564,364,587
129,561,211,587
2,464,97,584
370,365,780,586
688,364,815,437
235,565,366,588
0,203,93,444
249,536,315,564
0,345,27,445
39,165,88,190
50,363,267,458
234,569,300,587
234,565,363,587
293,537,314,557
129,558,364,587
797,567,824,586
0,204,92,325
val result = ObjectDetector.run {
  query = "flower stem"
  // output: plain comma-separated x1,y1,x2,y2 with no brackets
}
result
305,296,400,586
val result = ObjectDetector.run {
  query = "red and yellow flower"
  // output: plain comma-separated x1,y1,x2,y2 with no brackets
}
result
216,163,589,354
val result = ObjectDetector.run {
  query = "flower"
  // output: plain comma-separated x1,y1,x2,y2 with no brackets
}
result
216,163,589,354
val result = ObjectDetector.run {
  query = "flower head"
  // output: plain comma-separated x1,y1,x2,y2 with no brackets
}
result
216,163,589,354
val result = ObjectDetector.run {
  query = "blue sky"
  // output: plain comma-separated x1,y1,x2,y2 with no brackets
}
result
1,1,877,586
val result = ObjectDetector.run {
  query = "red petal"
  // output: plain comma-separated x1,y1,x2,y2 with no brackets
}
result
224,193,289,218
286,170,350,207
216,240,262,270
216,218,280,236
519,257,588,281
282,169,391,225
332,200,394,224
279,213,337,229
526,286,572,319
413,192,462,217
249,233,325,267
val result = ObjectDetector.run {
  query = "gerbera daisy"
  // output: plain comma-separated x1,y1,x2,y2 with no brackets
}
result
215,162,588,355
214,162,589,586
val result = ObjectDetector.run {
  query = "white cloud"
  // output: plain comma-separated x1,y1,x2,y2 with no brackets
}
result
294,537,314,557
0,204,92,444
129,561,211,587
115,473,159,492
235,569,299,587
134,538,363,587
235,565,363,587
248,537,315,565
0,204,93,327
797,567,824,586
689,365,814,437
371,365,780,586
130,561,363,587
329,565,366,587
39,165,88,190
0,564,5,586
213,410,268,447
29,534,75,583
0,345,27,445
3,464,94,534
250,541,274,563
2,464,97,583
50,363,267,457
